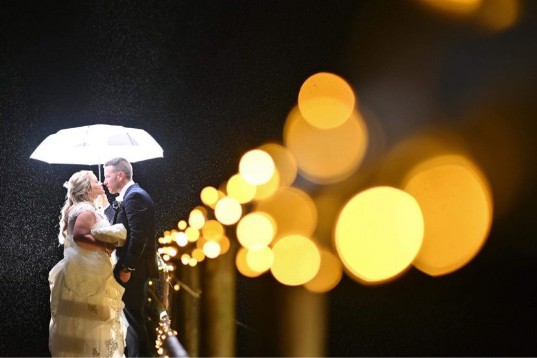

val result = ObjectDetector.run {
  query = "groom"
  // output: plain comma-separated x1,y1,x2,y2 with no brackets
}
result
103,157,158,357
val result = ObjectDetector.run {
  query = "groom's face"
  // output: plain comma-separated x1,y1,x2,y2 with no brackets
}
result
104,166,122,194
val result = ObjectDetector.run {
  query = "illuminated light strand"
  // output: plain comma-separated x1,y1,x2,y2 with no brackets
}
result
169,277,202,299
146,265,181,358
153,310,179,358
156,71,493,292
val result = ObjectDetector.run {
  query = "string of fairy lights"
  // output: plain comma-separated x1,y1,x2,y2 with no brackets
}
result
150,70,495,356
144,2,529,354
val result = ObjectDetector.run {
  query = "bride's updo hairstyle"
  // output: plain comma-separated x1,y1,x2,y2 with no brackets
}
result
58,170,94,243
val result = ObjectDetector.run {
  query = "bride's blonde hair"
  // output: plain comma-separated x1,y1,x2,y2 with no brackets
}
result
58,170,95,244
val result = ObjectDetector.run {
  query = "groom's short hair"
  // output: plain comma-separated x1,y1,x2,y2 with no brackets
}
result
105,157,133,180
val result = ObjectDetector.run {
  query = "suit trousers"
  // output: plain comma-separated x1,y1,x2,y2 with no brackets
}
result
124,307,150,357
115,266,151,357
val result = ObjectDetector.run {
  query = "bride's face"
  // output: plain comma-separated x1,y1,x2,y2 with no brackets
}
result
88,174,105,199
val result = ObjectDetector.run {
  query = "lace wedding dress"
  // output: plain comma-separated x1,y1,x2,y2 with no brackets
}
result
49,203,127,357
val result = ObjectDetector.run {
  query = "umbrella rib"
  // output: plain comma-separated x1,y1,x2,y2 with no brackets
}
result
84,126,89,147
126,132,136,146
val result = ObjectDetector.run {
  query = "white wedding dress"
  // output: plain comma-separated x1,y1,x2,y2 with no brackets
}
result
49,203,127,357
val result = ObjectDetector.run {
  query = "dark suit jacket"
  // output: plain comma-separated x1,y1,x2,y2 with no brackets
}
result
105,183,158,309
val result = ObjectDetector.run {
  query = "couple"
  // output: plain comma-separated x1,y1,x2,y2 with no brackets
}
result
48,157,158,357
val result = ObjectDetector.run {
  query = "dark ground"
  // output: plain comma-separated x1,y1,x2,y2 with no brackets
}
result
1,1,536,356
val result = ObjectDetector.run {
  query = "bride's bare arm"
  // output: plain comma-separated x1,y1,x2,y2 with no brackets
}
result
73,211,114,253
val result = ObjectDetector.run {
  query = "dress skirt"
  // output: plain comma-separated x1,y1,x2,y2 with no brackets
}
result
49,237,127,357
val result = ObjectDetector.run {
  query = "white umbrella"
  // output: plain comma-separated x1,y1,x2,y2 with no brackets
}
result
30,124,163,180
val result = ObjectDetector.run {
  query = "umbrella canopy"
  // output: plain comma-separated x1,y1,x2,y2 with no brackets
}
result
30,124,163,179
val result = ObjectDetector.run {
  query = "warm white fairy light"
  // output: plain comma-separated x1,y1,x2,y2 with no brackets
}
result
154,310,179,358
176,231,188,246
180,254,190,265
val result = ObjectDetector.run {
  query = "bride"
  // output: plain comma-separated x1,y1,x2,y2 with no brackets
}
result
49,170,127,357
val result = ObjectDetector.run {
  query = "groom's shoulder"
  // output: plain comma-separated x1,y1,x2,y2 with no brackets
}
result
126,184,153,200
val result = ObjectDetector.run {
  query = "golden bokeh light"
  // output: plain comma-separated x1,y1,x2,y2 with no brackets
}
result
161,246,177,257
258,143,298,188
403,154,493,276
201,219,225,241
203,240,221,259
185,226,200,242
271,235,321,286
167,234,175,245
177,220,187,230
214,197,243,225
200,186,220,208
335,186,424,283
236,247,264,278
163,231,171,244
417,0,520,31
180,254,190,265
284,106,368,184
192,248,205,262
218,235,231,255
252,168,280,200
227,173,256,204
236,212,276,250
255,186,317,240
298,72,356,129
188,208,206,230
304,248,343,293
239,149,275,185
175,231,188,247
196,237,207,250
246,246,274,273
417,0,482,17
376,129,468,187
474,0,520,32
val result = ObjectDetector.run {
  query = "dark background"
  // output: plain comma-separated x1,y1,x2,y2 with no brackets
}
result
1,0,536,356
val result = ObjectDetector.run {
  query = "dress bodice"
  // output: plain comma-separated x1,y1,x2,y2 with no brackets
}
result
63,203,108,248
67,202,107,235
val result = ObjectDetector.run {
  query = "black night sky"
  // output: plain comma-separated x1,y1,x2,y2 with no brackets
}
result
1,1,536,356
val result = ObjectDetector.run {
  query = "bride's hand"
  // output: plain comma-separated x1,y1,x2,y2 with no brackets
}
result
95,194,109,209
